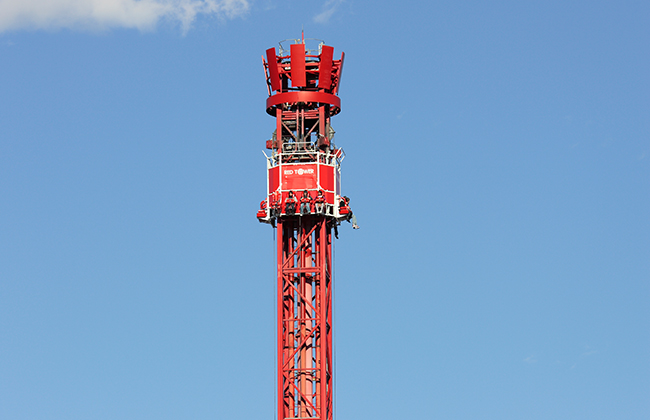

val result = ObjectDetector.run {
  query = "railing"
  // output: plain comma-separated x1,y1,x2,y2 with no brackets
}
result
278,38,325,57
265,147,345,168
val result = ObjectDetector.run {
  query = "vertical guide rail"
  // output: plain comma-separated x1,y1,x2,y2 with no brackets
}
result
277,219,286,419
277,217,332,420
321,219,333,420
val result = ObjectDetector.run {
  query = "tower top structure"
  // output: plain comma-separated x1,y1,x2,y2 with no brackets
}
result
257,38,352,225
263,38,344,115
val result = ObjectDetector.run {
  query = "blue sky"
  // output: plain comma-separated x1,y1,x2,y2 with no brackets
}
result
1,1,648,419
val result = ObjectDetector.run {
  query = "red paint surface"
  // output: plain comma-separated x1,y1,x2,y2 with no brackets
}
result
290,44,306,87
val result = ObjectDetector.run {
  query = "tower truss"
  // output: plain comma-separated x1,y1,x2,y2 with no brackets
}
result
277,217,332,419
257,37,351,420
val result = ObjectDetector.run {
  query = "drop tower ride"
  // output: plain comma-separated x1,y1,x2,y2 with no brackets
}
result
256,37,352,420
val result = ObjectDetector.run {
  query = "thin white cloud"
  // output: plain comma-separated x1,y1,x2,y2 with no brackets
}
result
523,354,537,364
580,345,598,358
0,0,249,33
313,0,343,24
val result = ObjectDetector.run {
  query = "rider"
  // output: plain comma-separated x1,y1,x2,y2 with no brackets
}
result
300,190,313,215
285,191,297,215
314,190,326,214
270,191,281,218
341,196,359,229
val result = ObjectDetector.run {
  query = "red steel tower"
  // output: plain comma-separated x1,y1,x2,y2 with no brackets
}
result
256,37,353,420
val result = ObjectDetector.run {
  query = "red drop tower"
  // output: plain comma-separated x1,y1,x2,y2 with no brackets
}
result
256,37,352,420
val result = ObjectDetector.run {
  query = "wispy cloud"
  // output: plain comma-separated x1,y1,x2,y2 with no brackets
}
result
580,345,598,358
313,0,343,24
0,0,249,33
523,354,537,364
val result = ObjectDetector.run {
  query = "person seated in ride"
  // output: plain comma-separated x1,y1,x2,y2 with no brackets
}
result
300,190,313,215
270,192,281,218
285,191,297,215
314,190,326,214
340,196,359,229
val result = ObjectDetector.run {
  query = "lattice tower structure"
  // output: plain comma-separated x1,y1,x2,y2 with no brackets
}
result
256,38,351,420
